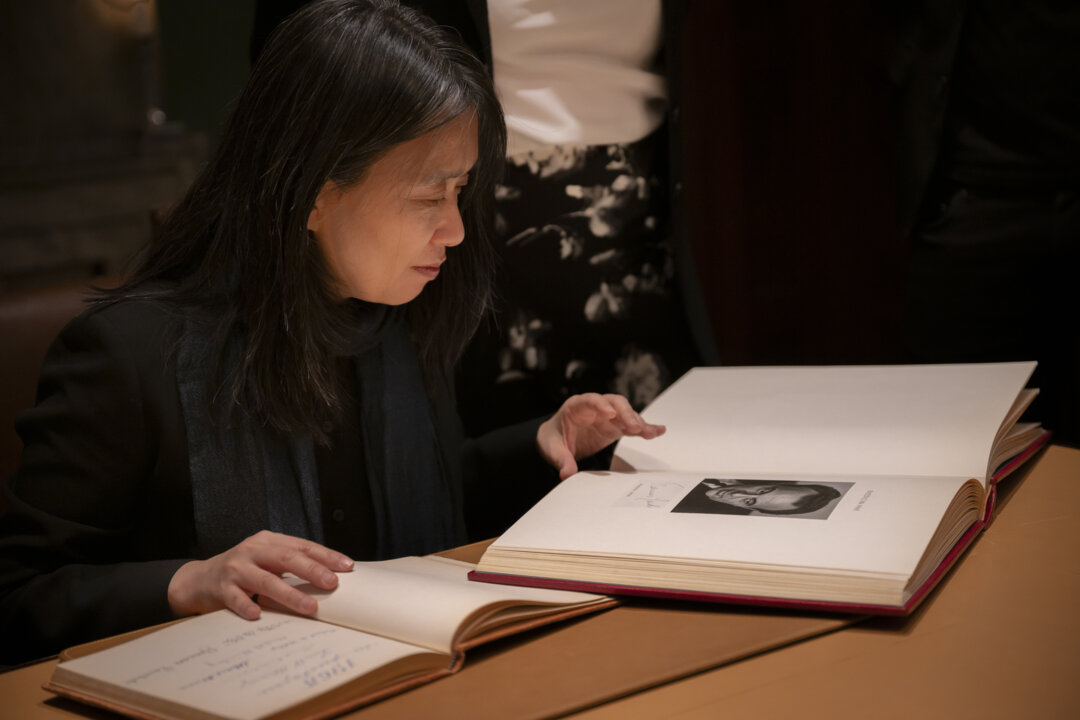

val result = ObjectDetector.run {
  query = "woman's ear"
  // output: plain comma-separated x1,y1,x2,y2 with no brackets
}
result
307,180,338,233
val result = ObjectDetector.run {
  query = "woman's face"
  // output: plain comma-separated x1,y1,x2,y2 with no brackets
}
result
307,112,478,305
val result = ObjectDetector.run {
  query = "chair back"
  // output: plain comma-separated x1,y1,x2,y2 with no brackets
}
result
0,278,118,481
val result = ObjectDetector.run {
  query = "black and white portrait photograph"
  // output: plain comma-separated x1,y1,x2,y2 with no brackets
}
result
672,478,851,519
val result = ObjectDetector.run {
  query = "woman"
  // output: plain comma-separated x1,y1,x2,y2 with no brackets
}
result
0,0,662,665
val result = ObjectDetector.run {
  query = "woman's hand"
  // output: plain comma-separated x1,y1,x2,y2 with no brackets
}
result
167,530,354,621
537,393,666,480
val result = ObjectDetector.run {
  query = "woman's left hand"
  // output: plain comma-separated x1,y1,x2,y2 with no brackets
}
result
537,393,666,480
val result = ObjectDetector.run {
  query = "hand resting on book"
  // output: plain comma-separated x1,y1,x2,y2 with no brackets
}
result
167,530,355,621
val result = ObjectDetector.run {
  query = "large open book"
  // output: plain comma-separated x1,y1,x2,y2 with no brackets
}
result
471,362,1051,615
44,555,613,720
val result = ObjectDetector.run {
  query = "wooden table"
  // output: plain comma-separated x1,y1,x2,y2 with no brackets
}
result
2,445,1077,719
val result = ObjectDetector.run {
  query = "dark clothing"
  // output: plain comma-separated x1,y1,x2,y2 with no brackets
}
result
169,300,461,561
947,1,1080,188
457,130,703,434
0,297,555,665
893,0,1080,235
315,357,377,560
895,0,1080,446
905,185,1080,445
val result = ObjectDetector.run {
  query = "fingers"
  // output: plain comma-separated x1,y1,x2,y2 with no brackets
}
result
254,532,354,589
248,568,318,616
563,393,616,425
210,565,317,620
565,393,666,439
236,533,352,614
555,452,578,480
603,394,666,438
260,531,354,575
223,584,262,621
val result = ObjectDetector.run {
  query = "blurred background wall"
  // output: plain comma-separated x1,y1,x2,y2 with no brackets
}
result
0,0,254,289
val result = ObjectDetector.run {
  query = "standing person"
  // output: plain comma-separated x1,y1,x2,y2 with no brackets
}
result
252,0,718,438
0,0,664,667
456,0,715,435
894,0,1080,446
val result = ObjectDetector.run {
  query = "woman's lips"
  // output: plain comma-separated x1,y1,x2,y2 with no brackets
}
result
413,264,442,280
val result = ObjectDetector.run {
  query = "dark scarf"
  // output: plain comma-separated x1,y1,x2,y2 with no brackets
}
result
175,306,463,559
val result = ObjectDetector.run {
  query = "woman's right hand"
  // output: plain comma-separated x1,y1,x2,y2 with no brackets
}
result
167,530,354,620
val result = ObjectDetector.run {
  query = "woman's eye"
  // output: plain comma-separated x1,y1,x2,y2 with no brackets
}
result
415,181,466,207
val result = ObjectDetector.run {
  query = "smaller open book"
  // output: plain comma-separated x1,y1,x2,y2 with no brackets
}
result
471,362,1051,615
45,556,613,720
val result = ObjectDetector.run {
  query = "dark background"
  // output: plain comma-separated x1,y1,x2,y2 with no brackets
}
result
0,0,904,368
683,2,904,366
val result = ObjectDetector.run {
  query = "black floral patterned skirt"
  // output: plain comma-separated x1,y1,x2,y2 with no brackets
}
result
456,128,702,435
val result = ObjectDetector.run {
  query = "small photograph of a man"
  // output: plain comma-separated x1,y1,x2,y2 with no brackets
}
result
672,478,850,519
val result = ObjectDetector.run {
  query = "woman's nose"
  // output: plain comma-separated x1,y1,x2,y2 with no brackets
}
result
434,202,465,247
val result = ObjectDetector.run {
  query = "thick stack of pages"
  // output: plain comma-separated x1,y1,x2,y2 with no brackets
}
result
471,362,1050,614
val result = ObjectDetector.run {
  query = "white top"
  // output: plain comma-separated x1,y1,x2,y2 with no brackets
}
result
487,0,667,157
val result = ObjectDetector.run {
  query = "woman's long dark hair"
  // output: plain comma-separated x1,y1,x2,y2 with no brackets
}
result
107,0,505,443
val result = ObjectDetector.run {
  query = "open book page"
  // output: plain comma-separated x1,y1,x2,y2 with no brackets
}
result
296,556,607,655
614,363,1036,483
51,609,439,720
485,471,980,593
